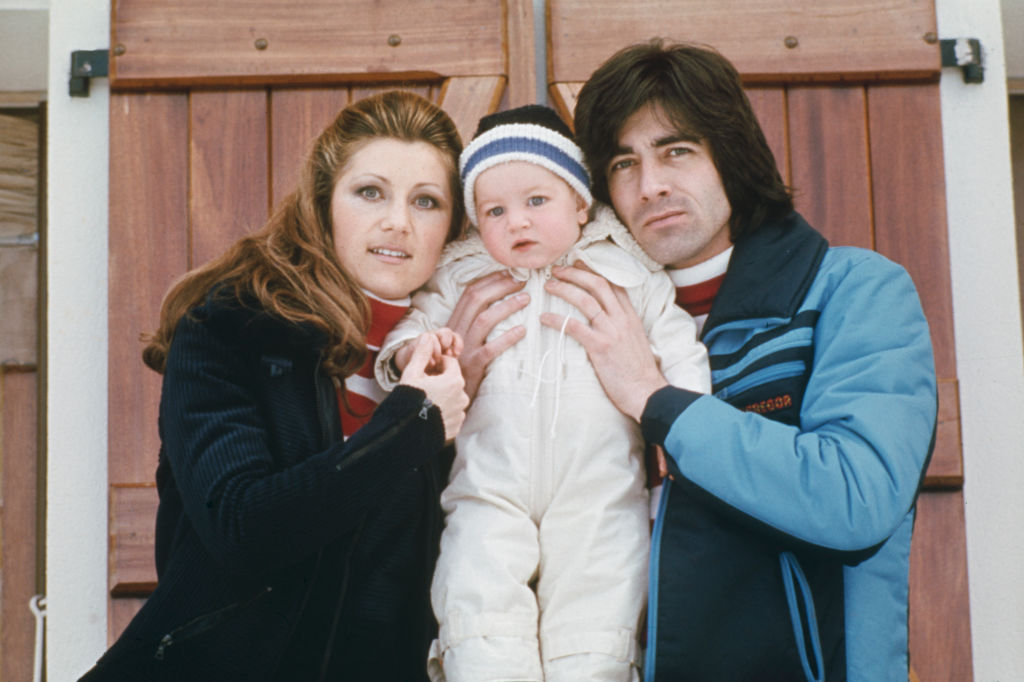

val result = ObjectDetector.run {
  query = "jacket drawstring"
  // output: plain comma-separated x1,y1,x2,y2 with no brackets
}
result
527,313,572,438
779,551,825,682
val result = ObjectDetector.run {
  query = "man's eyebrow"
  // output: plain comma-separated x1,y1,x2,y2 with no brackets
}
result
654,132,701,147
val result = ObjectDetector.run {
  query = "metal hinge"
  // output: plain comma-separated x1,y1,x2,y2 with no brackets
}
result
69,49,109,97
940,38,984,84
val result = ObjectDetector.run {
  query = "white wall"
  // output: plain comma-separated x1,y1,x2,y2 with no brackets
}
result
937,0,1024,679
45,0,109,678
41,0,1023,680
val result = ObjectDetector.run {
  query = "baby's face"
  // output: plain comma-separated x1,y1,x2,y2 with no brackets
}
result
473,161,588,269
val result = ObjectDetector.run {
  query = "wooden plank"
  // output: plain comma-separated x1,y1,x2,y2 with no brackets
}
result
909,490,973,681
110,598,149,647
109,484,159,598
924,378,963,488
109,93,189,485
269,88,350,208
0,111,38,239
437,77,506,145
111,0,505,88
0,368,39,682
548,0,939,84
788,86,872,249
867,83,962,490
190,90,270,267
745,87,789,186
506,0,537,109
868,84,956,379
548,82,583,126
0,246,37,365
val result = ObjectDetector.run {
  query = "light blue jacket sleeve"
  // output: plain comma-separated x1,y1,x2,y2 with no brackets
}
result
647,252,937,552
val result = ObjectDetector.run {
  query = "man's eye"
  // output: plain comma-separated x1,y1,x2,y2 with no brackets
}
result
668,146,693,157
609,158,634,172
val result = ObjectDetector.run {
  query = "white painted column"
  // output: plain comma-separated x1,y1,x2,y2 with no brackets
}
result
937,0,1024,679
45,0,110,678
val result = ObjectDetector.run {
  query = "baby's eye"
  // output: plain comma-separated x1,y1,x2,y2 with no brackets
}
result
358,186,382,200
528,196,547,207
486,206,504,218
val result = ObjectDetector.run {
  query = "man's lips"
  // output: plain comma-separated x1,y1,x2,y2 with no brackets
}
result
643,209,685,229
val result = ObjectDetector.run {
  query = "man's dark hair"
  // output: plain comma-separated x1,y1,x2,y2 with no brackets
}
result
574,39,793,241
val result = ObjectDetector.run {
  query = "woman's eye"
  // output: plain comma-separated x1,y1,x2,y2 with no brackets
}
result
415,195,439,209
358,186,381,200
528,196,546,207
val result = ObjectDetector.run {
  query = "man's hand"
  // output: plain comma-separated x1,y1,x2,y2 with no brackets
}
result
541,264,668,421
446,271,529,401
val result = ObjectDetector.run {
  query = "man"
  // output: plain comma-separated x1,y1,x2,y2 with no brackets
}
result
539,40,937,681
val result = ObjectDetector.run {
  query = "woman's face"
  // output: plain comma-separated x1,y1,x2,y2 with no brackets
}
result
330,138,454,300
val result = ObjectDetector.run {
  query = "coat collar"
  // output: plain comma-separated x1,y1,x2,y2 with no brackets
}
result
702,211,828,336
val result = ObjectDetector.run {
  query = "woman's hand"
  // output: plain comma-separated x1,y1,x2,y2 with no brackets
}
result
540,264,668,421
399,333,470,441
446,271,529,401
393,327,463,374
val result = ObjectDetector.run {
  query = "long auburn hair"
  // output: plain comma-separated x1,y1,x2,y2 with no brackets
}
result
574,39,793,242
142,90,464,376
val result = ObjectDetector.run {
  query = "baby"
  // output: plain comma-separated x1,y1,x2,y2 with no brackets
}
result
376,105,710,681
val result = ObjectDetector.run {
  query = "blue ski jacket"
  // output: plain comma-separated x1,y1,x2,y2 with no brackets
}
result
641,212,937,681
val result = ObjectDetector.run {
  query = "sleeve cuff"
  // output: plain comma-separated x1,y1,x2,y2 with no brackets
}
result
640,385,704,445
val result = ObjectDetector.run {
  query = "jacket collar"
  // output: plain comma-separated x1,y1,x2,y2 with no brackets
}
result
702,211,828,337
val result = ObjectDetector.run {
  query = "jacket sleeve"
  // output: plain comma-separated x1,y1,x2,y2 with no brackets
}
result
160,306,447,574
637,269,711,395
642,254,937,554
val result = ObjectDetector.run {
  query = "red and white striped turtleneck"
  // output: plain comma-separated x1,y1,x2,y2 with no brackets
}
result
337,291,411,439
665,245,732,337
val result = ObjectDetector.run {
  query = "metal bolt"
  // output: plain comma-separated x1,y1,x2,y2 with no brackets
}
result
923,32,938,44
113,44,126,56
387,34,402,47
255,38,268,50
784,36,799,49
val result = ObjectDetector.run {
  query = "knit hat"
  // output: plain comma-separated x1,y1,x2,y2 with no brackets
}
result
459,104,593,226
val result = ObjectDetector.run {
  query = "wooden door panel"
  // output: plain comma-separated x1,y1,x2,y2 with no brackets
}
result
789,86,873,250
548,0,938,84
111,0,506,88
0,368,39,682
270,88,351,207
190,90,270,266
745,88,789,185
909,490,974,680
108,93,189,486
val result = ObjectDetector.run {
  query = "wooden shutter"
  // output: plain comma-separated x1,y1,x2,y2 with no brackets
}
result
106,0,534,640
548,1,970,679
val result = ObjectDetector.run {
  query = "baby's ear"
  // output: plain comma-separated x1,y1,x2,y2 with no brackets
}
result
576,193,591,225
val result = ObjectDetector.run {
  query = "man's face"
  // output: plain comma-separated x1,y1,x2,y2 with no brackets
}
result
606,103,733,269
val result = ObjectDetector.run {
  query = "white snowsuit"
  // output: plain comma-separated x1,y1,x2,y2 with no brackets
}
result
376,205,711,681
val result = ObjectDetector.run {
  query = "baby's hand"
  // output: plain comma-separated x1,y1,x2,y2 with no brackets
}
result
394,330,463,374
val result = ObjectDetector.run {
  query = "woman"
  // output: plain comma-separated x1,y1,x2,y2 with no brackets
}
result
79,90,469,682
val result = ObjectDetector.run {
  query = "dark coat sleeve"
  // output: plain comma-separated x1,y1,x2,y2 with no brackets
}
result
159,302,447,574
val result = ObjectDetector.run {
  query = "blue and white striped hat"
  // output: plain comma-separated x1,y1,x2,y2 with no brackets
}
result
459,105,593,226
